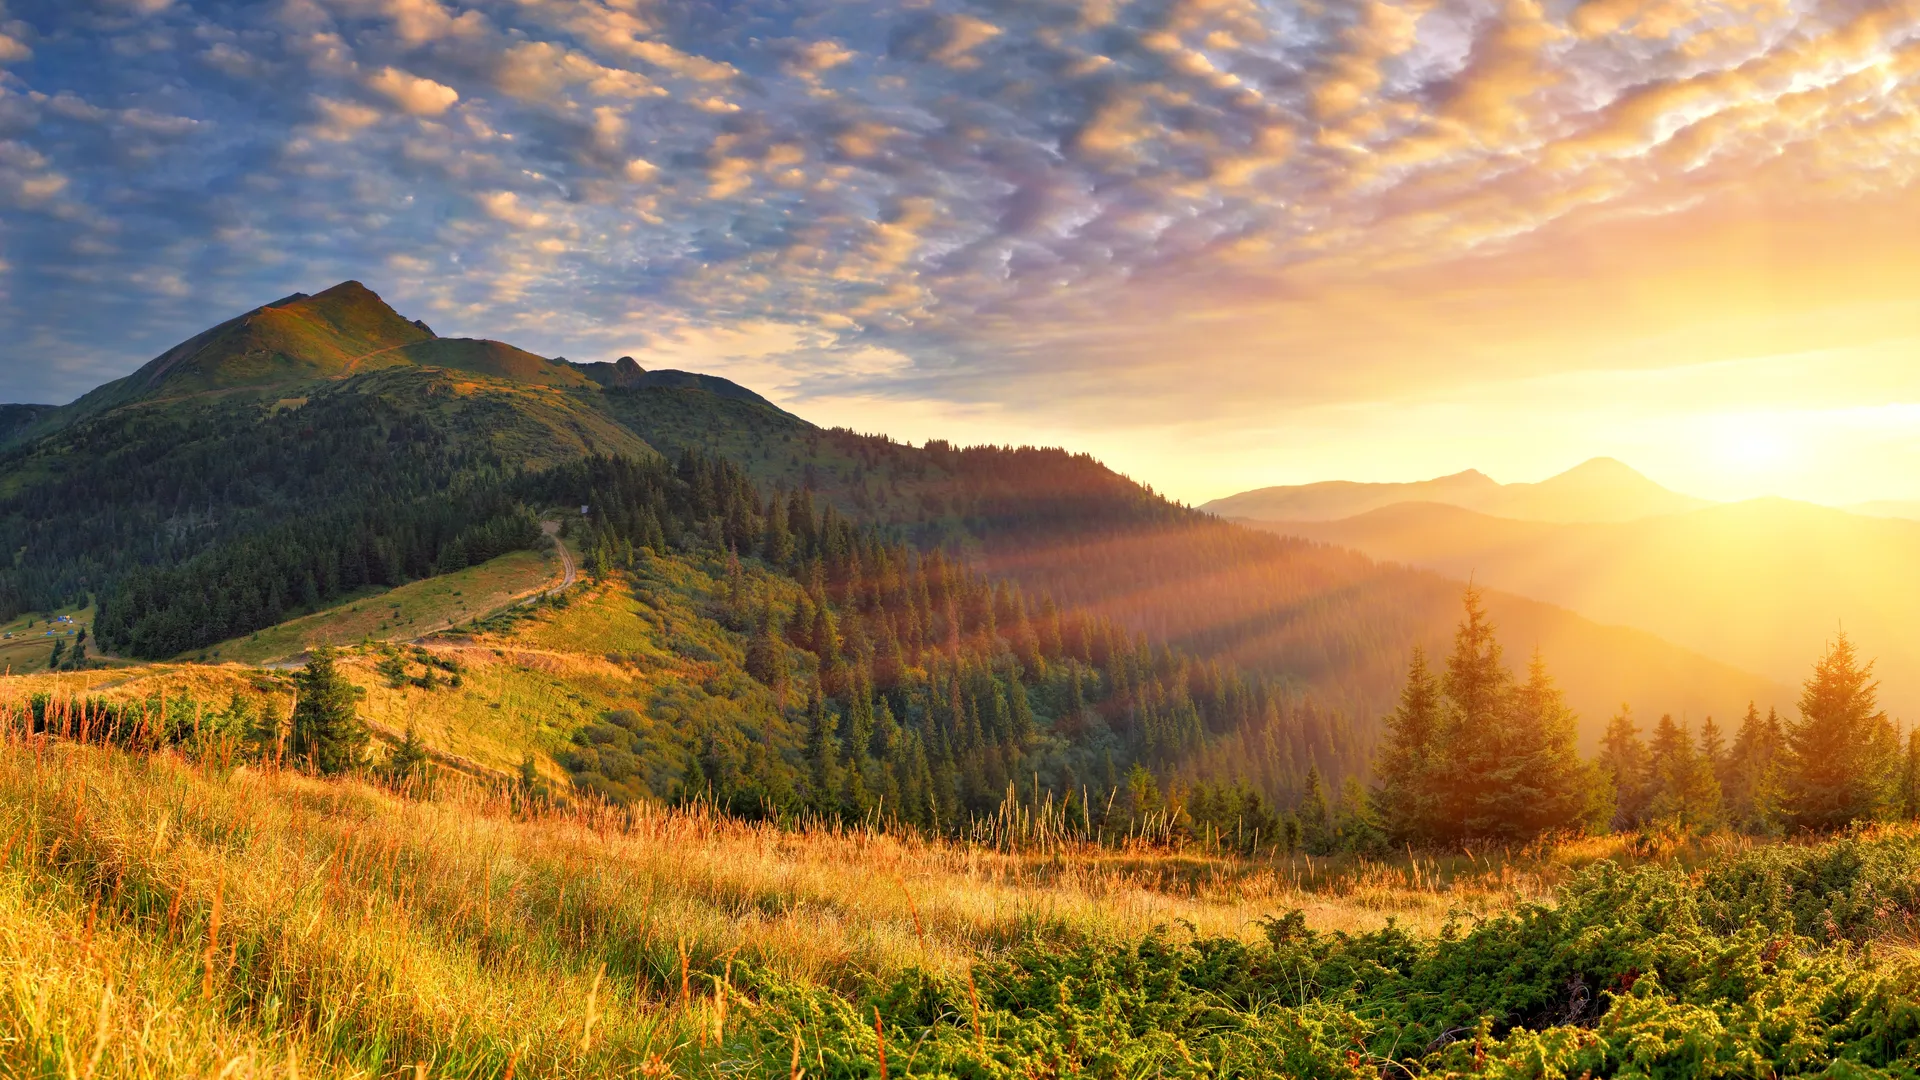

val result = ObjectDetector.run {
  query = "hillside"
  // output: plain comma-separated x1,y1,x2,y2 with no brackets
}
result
0,279,1795,766
1258,498,1920,721
1206,457,1710,523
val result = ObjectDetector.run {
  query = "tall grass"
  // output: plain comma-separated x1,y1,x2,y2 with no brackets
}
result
5,694,1878,1079
0,702,1607,1079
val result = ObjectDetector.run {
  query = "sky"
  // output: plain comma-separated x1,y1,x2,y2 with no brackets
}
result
2,0,1920,507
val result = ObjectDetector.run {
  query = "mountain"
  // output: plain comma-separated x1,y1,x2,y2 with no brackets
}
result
573,354,781,407
0,280,1791,757
1206,457,1710,524
1256,498,1920,722
1849,499,1920,521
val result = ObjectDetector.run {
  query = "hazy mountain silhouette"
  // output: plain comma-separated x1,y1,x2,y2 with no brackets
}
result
1206,457,1709,524
1253,498,1920,723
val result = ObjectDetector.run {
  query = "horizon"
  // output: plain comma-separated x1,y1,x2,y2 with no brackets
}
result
2,2,1919,508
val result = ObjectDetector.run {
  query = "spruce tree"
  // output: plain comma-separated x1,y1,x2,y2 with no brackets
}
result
805,688,843,818
1334,776,1386,855
1647,714,1721,830
1726,702,1784,833
1501,651,1592,838
289,646,368,774
387,723,431,788
1375,649,1441,843
1433,587,1512,840
1598,706,1651,830
1698,715,1728,792
1783,634,1897,829
1298,765,1332,854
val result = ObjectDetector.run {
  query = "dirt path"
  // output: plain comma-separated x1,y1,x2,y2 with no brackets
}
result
338,341,416,375
261,524,576,669
539,521,577,598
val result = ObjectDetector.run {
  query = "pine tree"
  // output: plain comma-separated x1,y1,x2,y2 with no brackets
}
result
1334,776,1386,855
1598,705,1651,830
387,723,431,788
1433,586,1512,840
1500,651,1593,838
1783,634,1898,829
1375,649,1441,843
1647,714,1721,831
1298,765,1333,855
805,688,842,818
289,646,367,774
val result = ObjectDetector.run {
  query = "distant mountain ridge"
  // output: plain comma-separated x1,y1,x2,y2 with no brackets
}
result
1206,457,1710,524
1255,497,1920,723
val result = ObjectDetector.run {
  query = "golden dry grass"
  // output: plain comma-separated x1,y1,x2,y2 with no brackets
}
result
0,717,1611,1080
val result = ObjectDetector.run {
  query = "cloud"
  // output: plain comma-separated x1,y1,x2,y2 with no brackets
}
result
478,190,550,229
307,95,382,140
3,0,1920,510
368,66,458,115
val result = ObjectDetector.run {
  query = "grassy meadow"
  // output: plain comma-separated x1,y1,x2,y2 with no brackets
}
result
9,716,1920,1079
202,548,566,666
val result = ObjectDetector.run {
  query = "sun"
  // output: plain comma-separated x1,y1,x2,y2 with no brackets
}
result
1703,419,1796,480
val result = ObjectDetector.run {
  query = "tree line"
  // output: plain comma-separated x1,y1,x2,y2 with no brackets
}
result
1362,590,1916,849
547,452,1372,836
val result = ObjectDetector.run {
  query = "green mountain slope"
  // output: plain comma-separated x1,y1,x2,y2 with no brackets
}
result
69,281,431,409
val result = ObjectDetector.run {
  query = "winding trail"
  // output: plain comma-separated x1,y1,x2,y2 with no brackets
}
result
338,341,416,376
537,521,577,599
260,523,577,668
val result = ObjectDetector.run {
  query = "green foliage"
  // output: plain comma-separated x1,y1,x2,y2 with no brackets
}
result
1375,589,1595,845
1647,712,1722,830
289,646,368,774
714,833,1920,1079
1783,634,1901,830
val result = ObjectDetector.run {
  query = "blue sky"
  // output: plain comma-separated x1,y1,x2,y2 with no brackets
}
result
2,0,1920,504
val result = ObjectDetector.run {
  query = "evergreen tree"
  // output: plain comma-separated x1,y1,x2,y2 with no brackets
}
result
289,646,367,775
744,611,788,703
1598,705,1651,830
1432,587,1512,840
1647,714,1721,830
805,688,843,817
1375,649,1441,844
1902,728,1920,822
1334,776,1387,855
1501,651,1593,838
1298,765,1333,855
1698,715,1728,793
386,723,431,788
1725,702,1785,833
1783,634,1898,829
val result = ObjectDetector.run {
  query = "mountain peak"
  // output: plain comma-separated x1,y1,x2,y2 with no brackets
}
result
1553,457,1643,480
1205,457,1707,524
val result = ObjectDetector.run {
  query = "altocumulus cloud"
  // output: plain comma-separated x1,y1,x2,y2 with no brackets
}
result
1,0,1919,417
